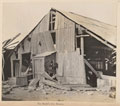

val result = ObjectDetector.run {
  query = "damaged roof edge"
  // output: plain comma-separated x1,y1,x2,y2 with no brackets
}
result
51,8,116,49
8,8,116,53
15,14,48,49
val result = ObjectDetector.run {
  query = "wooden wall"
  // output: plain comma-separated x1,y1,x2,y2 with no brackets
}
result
32,31,55,55
54,12,87,84
55,12,75,53
56,27,75,52
10,13,54,77
56,52,86,84
10,52,16,77
55,12,75,29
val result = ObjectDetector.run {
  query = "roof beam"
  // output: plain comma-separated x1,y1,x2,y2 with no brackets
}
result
86,31,115,50
76,34,89,37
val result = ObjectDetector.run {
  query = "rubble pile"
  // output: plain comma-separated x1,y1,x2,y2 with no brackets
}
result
2,77,116,101
2,81,12,95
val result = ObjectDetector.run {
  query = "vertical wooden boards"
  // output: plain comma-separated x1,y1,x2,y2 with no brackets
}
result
31,33,37,55
32,13,49,35
55,12,64,29
43,31,55,52
81,37,84,55
36,32,55,54
63,52,86,84
55,12,76,52
16,76,28,86
55,12,75,30
57,52,86,84
37,33,47,54
56,53,64,76
56,27,75,53
39,14,49,32
34,58,44,79
11,53,16,77
31,31,55,55
23,36,31,53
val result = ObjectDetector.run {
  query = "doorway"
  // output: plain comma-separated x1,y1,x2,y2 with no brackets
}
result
13,60,20,77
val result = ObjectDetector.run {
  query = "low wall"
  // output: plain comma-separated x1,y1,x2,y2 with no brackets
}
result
97,73,116,89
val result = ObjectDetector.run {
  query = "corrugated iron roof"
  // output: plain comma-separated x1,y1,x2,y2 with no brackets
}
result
53,8,116,46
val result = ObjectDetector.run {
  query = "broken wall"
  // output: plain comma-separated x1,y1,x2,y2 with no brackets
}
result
10,13,53,78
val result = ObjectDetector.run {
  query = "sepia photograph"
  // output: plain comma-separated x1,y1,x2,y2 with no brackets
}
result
1,0,118,103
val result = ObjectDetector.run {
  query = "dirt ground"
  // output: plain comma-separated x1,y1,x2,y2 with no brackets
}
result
2,85,115,102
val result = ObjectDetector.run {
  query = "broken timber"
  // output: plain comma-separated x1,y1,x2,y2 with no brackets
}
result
42,79,71,91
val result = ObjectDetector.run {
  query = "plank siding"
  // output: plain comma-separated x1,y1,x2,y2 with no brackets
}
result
55,12,75,53
57,52,86,84
11,52,16,77
34,32,55,54
55,12,75,30
23,37,31,53
10,14,50,78
32,13,49,35
43,31,55,52
56,27,75,53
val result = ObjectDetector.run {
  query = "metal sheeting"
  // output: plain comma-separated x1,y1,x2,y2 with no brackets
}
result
54,8,116,46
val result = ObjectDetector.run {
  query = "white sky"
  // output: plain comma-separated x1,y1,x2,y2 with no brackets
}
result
2,0,117,41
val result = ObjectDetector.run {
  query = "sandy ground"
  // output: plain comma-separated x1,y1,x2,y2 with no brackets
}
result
2,85,115,102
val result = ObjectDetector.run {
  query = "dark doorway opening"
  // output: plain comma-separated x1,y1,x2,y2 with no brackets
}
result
22,52,31,73
13,60,20,77
51,32,56,44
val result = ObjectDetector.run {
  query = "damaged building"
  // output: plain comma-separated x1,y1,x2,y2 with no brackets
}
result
3,8,116,89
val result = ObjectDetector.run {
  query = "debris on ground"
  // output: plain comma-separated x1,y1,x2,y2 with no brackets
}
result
109,86,116,98
2,81,12,95
28,79,40,92
2,77,116,101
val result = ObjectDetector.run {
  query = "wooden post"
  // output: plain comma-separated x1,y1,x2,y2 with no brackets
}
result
80,36,86,84
2,71,5,81
11,59,14,77
2,55,5,80
80,36,84,55
51,11,53,30
19,54,22,77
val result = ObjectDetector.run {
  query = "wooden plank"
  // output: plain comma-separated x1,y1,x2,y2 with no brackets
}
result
29,78,39,87
42,79,71,91
76,35,89,37
37,33,47,54
16,76,28,86
31,33,37,54
56,53,64,76
43,31,55,52
72,87,97,91
24,38,31,53
3,33,21,48
87,31,115,50
84,59,101,78
56,27,75,53
80,37,84,55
